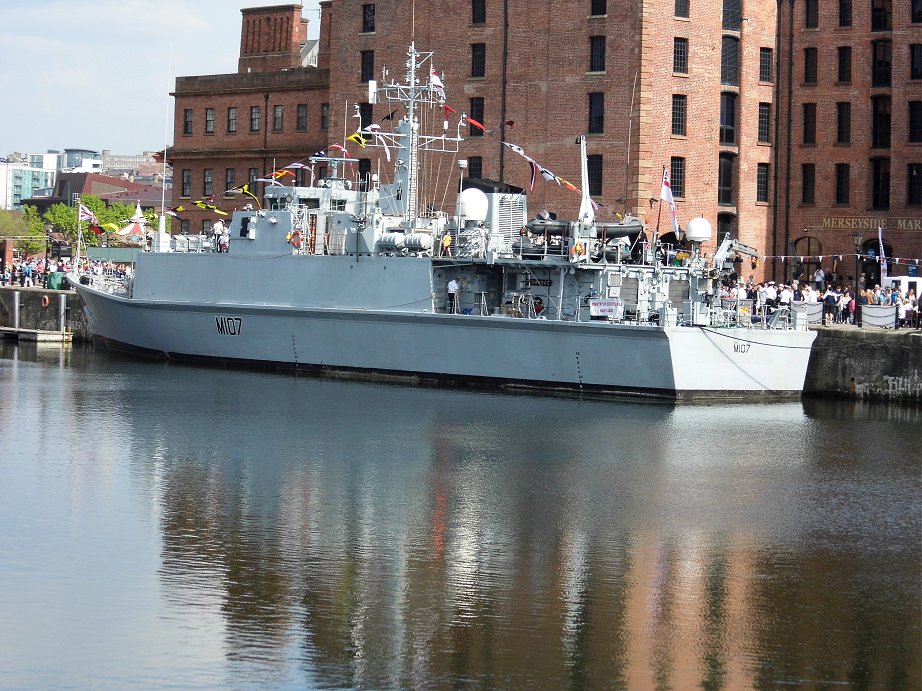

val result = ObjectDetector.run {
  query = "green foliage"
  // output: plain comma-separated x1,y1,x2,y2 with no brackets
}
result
0,207,45,255
41,195,165,249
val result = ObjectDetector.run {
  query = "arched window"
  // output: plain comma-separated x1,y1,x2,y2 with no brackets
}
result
792,236,822,284
861,239,892,287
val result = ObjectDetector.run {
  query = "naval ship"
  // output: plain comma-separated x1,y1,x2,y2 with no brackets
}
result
70,44,816,400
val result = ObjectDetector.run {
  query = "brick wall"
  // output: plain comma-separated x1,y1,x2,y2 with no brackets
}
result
776,0,922,286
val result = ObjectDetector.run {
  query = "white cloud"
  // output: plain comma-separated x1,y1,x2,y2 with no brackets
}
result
0,0,321,155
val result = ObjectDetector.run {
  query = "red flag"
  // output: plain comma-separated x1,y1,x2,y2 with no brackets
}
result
443,104,457,115
465,117,486,133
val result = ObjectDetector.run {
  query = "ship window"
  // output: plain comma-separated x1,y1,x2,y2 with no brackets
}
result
331,199,347,211
300,197,321,209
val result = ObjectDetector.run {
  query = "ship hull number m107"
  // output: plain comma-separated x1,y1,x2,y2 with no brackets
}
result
733,342,750,354
216,316,242,336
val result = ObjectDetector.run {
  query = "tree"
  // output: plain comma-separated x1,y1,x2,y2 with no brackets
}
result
0,207,45,256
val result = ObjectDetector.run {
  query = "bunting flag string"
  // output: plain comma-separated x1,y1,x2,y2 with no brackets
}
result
501,141,594,204
756,253,921,266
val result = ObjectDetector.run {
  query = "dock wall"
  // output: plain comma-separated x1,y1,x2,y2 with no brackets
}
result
804,328,922,404
0,287,91,342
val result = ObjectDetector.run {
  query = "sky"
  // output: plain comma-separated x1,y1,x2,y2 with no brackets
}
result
0,0,322,157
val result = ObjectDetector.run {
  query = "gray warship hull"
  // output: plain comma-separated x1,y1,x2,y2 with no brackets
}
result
71,45,816,400
73,253,815,400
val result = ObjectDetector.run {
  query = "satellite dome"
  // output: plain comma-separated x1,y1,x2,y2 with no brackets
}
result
458,187,488,222
685,216,713,243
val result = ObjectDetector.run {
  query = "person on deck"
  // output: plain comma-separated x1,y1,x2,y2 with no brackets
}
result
447,277,460,314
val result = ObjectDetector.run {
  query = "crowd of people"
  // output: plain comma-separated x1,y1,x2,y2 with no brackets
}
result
719,278,918,328
1,257,70,288
0,257,132,288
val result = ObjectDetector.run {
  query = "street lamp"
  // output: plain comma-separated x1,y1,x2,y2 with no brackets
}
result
852,232,863,327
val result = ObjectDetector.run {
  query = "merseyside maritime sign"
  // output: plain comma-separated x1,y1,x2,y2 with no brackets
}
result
822,217,922,231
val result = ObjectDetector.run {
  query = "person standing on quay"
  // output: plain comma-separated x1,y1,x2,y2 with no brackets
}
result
813,266,825,291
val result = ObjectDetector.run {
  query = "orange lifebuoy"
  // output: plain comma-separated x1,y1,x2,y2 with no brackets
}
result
41,295,50,308
289,230,302,249
571,242,584,257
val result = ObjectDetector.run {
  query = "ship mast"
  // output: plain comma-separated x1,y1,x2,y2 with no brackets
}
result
373,43,462,227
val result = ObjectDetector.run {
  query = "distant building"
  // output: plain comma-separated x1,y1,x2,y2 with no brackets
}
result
59,148,103,173
0,157,56,210
101,149,167,179
22,173,163,218
168,4,328,235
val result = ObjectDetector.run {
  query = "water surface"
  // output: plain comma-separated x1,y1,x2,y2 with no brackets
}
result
0,343,918,689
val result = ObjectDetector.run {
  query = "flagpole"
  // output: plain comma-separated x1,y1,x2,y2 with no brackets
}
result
75,196,82,270
653,165,665,251
624,70,637,217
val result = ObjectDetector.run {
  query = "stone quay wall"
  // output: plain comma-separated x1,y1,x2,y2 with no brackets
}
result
2,286,919,404
0,287,91,342
804,328,922,404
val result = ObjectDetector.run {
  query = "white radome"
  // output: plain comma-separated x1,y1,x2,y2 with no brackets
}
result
458,187,488,222
685,216,713,243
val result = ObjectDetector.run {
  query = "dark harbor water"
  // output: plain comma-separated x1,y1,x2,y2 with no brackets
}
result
0,343,919,690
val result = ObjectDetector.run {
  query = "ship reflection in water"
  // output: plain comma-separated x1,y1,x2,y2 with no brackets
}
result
0,343,919,689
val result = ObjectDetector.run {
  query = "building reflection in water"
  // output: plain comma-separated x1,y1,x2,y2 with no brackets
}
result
5,344,914,689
